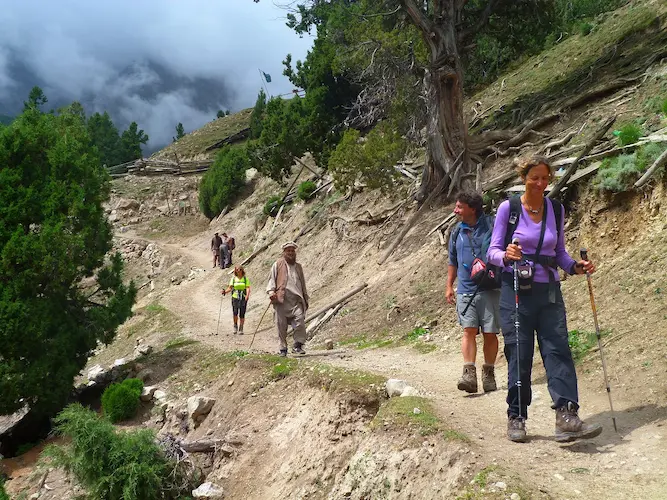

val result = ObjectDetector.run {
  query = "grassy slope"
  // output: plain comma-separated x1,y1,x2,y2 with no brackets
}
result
151,108,252,161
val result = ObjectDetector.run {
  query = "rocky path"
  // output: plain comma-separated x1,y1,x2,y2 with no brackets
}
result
147,235,667,500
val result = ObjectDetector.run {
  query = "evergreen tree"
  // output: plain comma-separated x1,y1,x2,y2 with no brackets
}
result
174,122,185,142
87,111,121,166
120,122,149,162
0,94,136,417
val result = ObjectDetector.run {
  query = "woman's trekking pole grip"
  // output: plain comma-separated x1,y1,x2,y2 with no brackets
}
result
512,238,523,420
580,248,618,432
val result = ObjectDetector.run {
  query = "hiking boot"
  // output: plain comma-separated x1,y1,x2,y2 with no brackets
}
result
232,324,238,335
555,402,603,443
457,364,478,393
482,364,497,392
238,328,243,335
507,416,527,443
292,343,306,355
279,349,287,357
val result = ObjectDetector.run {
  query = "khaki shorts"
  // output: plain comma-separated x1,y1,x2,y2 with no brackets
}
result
456,290,500,333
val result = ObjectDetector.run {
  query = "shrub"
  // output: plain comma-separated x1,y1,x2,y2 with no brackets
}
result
44,404,194,500
328,124,407,191
198,146,249,219
101,378,143,423
0,478,8,500
594,144,667,192
297,181,317,201
263,195,283,217
616,123,642,146
662,97,667,116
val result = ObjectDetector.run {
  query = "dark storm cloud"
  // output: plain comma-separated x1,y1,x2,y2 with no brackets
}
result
0,0,312,151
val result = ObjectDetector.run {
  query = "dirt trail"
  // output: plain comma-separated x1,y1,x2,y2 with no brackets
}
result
141,231,667,500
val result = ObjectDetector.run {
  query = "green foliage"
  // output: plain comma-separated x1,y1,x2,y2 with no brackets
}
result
0,478,7,500
198,146,249,219
271,358,297,380
23,85,48,111
165,337,200,349
249,89,267,139
174,122,185,142
594,143,666,192
616,123,642,146
120,122,149,162
568,329,609,363
87,111,122,166
297,180,317,201
263,194,283,217
101,378,144,423
217,110,225,119
405,326,428,342
578,21,594,36
328,124,407,191
662,98,667,116
44,404,194,499
0,96,136,417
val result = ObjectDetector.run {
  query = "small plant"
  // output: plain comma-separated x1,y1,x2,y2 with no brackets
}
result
383,295,397,309
662,97,667,116
577,21,594,35
405,326,428,341
0,477,9,500
615,123,642,146
297,180,317,201
43,404,195,499
263,195,283,217
568,329,609,362
372,396,440,436
101,378,144,423
165,337,199,349
271,359,297,380
443,429,471,442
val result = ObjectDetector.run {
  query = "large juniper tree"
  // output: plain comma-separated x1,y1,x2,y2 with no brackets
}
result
0,94,136,417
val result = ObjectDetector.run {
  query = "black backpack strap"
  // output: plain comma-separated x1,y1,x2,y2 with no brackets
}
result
550,198,563,240
504,196,522,249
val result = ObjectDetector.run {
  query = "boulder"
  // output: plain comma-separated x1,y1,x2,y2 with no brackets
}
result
192,482,224,499
385,379,408,398
141,386,157,402
87,365,109,384
135,368,154,382
187,396,216,421
116,198,140,210
153,390,168,403
400,386,419,397
324,339,334,350
134,344,153,357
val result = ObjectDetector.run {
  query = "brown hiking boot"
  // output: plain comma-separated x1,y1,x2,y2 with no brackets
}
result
507,416,527,443
457,364,478,393
482,364,497,392
555,402,603,443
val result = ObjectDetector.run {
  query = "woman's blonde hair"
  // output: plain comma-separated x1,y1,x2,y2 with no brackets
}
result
234,265,245,277
515,155,553,180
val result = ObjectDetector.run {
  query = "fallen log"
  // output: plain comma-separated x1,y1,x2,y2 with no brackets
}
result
306,303,344,340
237,237,279,268
634,148,667,188
304,283,368,324
426,213,456,237
548,115,616,198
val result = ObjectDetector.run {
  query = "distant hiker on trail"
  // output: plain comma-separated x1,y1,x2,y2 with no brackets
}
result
222,265,250,334
446,190,501,395
487,155,601,444
219,232,230,269
227,234,236,267
211,232,223,268
266,241,309,357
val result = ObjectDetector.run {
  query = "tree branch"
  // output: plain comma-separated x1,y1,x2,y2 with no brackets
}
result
458,0,503,46
399,0,434,35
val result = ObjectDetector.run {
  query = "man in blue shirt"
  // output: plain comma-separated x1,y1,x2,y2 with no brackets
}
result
446,191,500,394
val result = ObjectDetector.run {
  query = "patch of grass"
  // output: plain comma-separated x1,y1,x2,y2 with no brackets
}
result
145,302,166,314
404,326,428,342
339,332,394,350
443,429,471,442
615,122,642,146
383,295,397,309
372,396,440,436
568,329,610,362
305,364,386,395
412,343,438,354
663,97,667,116
165,337,200,350
270,358,298,380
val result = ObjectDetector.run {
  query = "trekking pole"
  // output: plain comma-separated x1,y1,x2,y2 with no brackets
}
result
512,238,523,421
215,291,224,336
248,301,272,350
580,249,618,432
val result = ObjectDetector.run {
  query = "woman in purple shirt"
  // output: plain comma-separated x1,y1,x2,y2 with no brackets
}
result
487,156,602,443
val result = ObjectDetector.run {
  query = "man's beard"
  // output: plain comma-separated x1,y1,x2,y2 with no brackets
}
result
284,254,296,264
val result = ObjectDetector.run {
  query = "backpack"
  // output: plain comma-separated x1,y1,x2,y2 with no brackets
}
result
451,214,502,290
228,237,236,251
503,196,562,249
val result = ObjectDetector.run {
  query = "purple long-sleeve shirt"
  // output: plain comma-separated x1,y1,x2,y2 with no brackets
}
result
487,199,577,283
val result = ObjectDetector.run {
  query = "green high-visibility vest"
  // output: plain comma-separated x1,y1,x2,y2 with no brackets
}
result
229,276,250,300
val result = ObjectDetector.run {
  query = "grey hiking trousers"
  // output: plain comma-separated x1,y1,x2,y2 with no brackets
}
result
499,276,578,419
274,292,307,350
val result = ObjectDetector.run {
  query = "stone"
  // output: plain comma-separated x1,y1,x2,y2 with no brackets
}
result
554,473,565,481
192,482,224,498
493,481,507,490
324,339,334,350
135,344,153,357
136,368,154,382
510,494,521,500
116,198,140,210
413,407,422,415
153,390,168,403
385,379,409,397
141,386,157,402
400,386,419,397
87,365,109,384
187,396,216,421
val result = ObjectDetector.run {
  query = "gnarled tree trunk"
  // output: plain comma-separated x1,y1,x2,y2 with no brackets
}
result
402,0,470,202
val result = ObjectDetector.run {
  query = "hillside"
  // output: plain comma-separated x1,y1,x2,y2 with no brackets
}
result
3,2,667,499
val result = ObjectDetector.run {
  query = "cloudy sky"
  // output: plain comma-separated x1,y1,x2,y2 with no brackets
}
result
0,0,313,150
